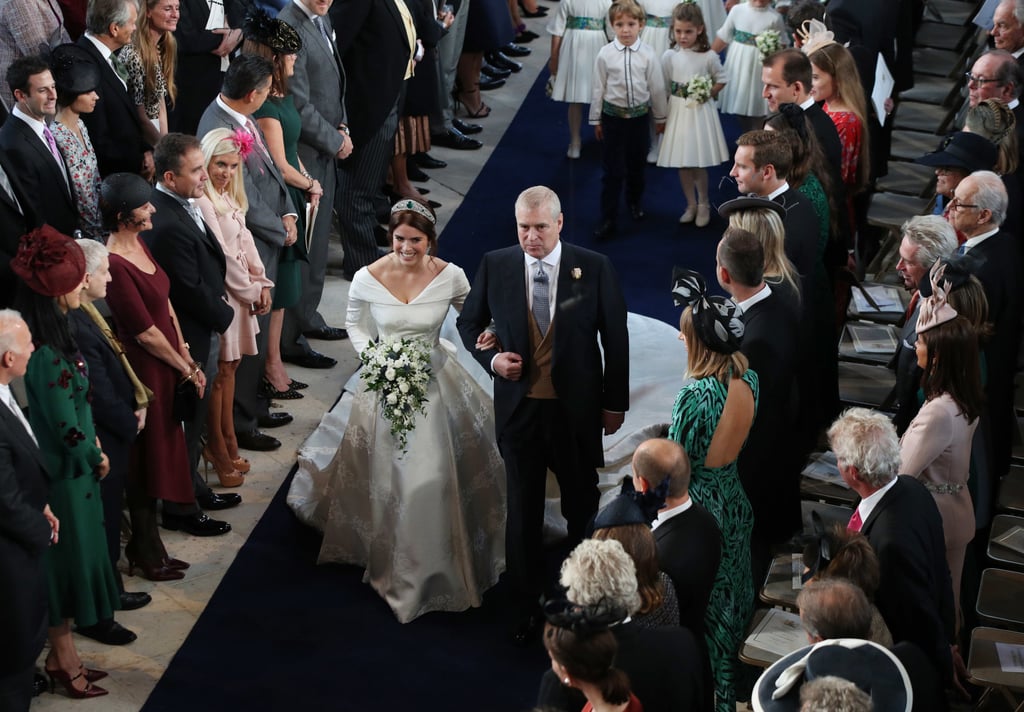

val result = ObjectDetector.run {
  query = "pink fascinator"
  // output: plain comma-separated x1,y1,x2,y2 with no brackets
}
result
798,19,839,55
916,260,958,333
231,128,255,160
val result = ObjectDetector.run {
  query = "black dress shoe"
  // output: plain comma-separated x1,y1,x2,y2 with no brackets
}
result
407,162,430,182
411,152,447,169
594,219,616,240
515,28,540,42
303,325,348,341
487,51,522,73
236,429,281,451
511,612,543,646
501,42,532,57
481,61,511,80
75,619,137,645
629,204,645,221
281,349,337,369
197,492,242,510
452,118,482,135
431,128,483,150
33,672,47,697
119,591,152,611
258,412,294,428
519,5,547,17
478,75,506,91
161,512,232,537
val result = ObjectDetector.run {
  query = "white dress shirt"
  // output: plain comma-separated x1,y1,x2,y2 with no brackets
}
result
524,240,562,326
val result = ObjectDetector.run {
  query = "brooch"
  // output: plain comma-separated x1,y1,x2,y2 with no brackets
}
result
571,268,582,280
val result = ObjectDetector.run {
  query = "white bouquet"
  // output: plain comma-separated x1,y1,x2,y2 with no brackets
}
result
683,75,713,107
360,336,432,451
755,29,782,62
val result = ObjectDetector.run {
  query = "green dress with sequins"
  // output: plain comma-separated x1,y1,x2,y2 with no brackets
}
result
668,369,759,712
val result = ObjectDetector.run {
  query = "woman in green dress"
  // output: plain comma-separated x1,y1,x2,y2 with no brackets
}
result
667,268,758,712
12,227,121,699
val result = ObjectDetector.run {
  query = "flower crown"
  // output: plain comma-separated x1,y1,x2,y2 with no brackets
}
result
230,128,255,160
390,199,436,225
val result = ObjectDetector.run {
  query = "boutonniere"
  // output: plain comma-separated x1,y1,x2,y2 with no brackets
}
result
571,268,582,280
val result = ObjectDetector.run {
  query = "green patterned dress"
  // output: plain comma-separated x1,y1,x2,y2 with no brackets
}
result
668,369,759,712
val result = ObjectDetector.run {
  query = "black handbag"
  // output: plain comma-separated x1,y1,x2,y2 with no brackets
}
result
172,379,199,422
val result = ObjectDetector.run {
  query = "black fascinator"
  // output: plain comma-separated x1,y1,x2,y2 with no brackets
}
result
543,598,627,634
243,8,303,54
671,267,744,355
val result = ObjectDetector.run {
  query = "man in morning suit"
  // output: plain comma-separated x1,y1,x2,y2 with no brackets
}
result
277,0,354,364
631,438,720,646
948,171,1022,493
77,0,153,179
828,408,957,687
197,53,300,448
330,0,413,278
0,56,78,236
144,133,234,537
0,310,56,712
457,185,629,641
991,1,1024,67
0,152,35,308
715,224,801,584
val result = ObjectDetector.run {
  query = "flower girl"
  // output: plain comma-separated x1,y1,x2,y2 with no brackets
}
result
657,2,728,227
547,0,613,158
710,0,786,131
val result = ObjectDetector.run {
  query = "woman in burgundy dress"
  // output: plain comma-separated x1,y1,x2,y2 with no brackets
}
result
100,173,204,581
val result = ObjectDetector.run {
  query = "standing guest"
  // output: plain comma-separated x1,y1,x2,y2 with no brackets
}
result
51,44,104,241
590,0,668,240
0,56,79,237
330,0,414,280
243,8,340,384
900,264,984,624
0,0,71,109
724,201,800,306
197,54,300,450
76,0,154,179
457,185,629,644
427,0,483,152
0,154,35,309
828,408,958,686
668,267,757,712
12,228,128,675
196,128,274,487
101,172,221,572
70,238,153,611
0,310,57,712
170,0,243,134
120,0,180,146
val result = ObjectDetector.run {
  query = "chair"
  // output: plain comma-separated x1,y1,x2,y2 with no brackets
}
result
988,514,1024,571
976,568,1024,627
998,466,1024,515
967,626,1024,712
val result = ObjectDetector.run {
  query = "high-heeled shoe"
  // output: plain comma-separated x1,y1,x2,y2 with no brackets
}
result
518,1,547,17
200,447,244,488
452,86,491,118
232,457,251,474
289,379,309,390
79,666,108,683
259,376,303,400
45,668,109,699
162,556,190,570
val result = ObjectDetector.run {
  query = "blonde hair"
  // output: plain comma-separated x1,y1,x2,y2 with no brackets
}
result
133,0,178,106
727,209,800,299
679,306,748,382
200,128,249,214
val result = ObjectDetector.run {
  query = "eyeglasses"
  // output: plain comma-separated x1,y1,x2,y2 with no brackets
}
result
965,72,1003,87
948,196,980,211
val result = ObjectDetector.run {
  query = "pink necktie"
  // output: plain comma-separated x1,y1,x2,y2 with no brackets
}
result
847,509,863,532
42,126,63,166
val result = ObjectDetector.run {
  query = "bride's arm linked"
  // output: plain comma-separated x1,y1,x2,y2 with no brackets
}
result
345,277,376,356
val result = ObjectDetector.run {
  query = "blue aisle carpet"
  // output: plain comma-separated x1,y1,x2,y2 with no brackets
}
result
142,70,740,712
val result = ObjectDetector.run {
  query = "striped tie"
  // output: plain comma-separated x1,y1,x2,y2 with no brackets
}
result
532,262,550,336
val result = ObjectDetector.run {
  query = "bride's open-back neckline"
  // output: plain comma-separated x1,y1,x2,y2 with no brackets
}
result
365,263,451,305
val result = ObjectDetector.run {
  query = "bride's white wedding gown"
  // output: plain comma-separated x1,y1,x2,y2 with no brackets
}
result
292,264,507,623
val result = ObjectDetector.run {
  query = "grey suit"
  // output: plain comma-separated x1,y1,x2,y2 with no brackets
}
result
276,2,348,354
197,99,295,432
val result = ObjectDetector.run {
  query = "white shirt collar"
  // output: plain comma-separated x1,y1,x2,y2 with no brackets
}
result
766,181,791,201
216,95,250,128
856,476,899,525
1013,47,1024,59
524,240,562,269
651,498,693,529
799,96,815,110
1010,97,1020,110
11,106,49,140
155,182,191,208
736,283,772,313
961,226,1001,252
292,0,318,21
83,32,114,61
613,38,641,52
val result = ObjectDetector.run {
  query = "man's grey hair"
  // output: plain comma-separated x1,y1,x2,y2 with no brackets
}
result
76,238,109,275
0,309,27,356
901,215,957,269
797,578,873,641
827,408,900,488
1014,0,1024,25
86,0,137,36
560,538,642,616
515,185,561,222
968,170,1009,226
799,676,872,712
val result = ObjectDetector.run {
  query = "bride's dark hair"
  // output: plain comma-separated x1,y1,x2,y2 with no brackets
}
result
389,206,438,255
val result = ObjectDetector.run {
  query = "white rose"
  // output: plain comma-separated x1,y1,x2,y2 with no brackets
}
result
387,392,398,405
385,367,396,381
399,382,410,394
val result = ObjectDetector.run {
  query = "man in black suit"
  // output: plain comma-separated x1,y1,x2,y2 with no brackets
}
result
144,132,235,537
457,186,629,638
828,408,957,687
330,0,413,278
990,1,1024,67
0,311,56,712
0,56,77,236
0,153,34,308
967,51,1024,190
715,225,801,583
631,438,720,645
77,0,152,179
949,171,1022,494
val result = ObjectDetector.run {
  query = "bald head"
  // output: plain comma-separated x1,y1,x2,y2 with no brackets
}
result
631,438,691,500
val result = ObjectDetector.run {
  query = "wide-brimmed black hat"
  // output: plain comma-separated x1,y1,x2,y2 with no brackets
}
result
243,8,302,54
718,195,787,220
916,131,998,173
753,639,912,712
100,173,153,216
50,43,100,97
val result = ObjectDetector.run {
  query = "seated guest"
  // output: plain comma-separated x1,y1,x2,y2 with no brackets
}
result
631,438,720,646
827,408,957,686
799,677,872,712
0,310,56,711
590,482,680,629
915,131,997,226
964,99,1022,237
537,538,709,712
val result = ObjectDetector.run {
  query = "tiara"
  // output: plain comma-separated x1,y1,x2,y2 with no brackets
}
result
798,19,838,56
390,199,436,225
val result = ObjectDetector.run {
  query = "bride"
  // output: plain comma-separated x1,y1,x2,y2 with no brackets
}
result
290,200,506,623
